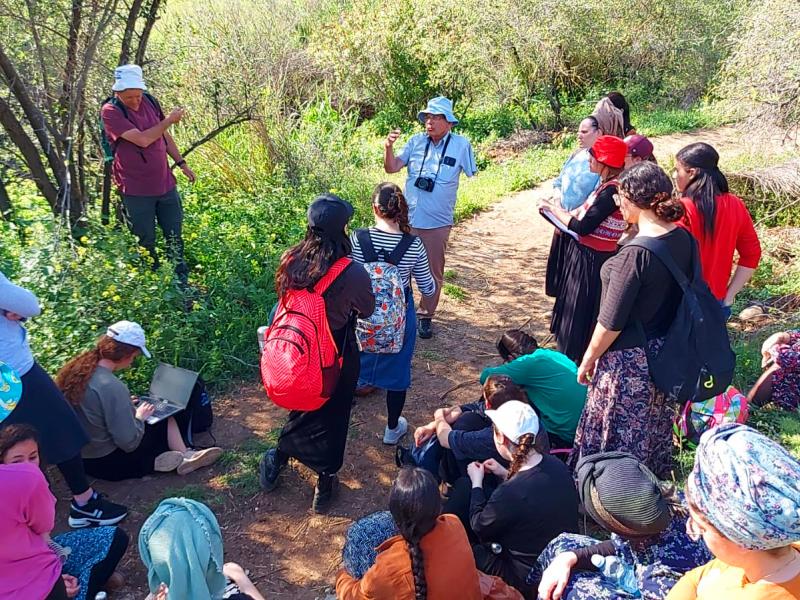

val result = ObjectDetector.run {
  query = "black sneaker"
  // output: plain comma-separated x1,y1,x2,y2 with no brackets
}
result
259,448,284,492
395,445,415,468
68,493,128,528
418,318,433,339
312,474,339,514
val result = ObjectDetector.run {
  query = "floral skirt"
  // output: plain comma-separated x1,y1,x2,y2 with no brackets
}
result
531,533,631,599
568,340,674,479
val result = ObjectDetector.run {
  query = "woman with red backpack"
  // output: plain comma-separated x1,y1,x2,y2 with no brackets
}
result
259,194,374,513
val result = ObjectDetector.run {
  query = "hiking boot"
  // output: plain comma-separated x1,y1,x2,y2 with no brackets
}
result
68,493,128,528
312,473,339,514
154,450,185,472
177,447,224,475
259,448,285,492
383,416,408,445
418,318,433,339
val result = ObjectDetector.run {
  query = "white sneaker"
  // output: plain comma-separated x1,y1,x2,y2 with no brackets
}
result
383,417,408,445
154,450,184,472
177,447,224,475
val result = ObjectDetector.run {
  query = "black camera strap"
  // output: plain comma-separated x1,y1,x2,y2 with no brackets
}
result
415,133,452,186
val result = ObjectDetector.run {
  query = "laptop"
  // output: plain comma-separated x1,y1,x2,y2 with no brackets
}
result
139,363,199,425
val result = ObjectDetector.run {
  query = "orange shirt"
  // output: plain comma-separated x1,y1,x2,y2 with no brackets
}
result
336,514,484,600
666,544,800,600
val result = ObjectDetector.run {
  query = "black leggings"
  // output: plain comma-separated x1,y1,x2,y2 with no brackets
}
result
83,419,172,481
85,527,130,597
56,454,91,497
44,577,68,600
46,528,129,599
386,390,406,429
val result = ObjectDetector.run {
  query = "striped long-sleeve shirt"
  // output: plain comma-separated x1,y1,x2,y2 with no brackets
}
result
349,228,436,297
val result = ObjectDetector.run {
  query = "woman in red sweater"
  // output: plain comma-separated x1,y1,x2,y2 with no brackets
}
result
674,142,761,316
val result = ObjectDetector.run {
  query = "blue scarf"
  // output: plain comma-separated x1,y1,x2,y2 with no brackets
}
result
138,498,227,599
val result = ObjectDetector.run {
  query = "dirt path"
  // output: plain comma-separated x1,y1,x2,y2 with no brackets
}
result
52,127,755,599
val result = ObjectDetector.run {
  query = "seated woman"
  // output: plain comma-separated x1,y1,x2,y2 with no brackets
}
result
623,134,656,168
444,401,579,599
0,424,129,600
139,498,266,600
481,330,586,448
747,329,800,410
535,452,711,600
336,467,521,599
406,376,548,485
667,424,800,600
55,320,222,481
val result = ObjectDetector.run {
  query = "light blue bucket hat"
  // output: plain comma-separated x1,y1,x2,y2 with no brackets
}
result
417,96,458,124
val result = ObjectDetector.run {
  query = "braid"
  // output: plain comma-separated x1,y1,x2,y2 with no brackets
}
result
392,191,412,234
506,433,536,480
408,540,427,600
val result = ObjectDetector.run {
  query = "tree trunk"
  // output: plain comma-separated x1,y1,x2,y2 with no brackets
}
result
118,0,146,65
101,161,112,225
135,0,163,65
0,96,59,211
0,174,12,220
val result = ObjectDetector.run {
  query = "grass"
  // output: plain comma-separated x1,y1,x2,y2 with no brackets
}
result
210,429,281,496
442,282,468,302
443,269,458,282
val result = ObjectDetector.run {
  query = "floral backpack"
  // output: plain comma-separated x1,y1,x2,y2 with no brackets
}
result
674,385,749,447
354,229,415,354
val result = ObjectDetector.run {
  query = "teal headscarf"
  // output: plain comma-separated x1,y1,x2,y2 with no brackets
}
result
138,498,227,599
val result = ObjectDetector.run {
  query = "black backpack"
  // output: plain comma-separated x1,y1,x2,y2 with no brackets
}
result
628,235,736,403
99,92,164,162
186,376,214,446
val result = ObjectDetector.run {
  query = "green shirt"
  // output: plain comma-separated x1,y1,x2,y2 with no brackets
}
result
480,349,586,444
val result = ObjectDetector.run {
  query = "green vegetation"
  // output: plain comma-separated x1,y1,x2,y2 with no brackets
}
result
442,282,469,302
0,0,797,401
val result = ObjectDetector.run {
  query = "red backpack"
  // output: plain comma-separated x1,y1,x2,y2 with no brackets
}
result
260,257,351,411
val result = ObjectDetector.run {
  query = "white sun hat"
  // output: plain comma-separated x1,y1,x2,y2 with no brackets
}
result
485,400,540,444
106,320,151,358
112,64,147,92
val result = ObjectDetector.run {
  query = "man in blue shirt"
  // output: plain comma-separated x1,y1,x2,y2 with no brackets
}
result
384,96,477,339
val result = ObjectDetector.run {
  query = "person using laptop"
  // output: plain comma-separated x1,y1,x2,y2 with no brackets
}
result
55,321,222,480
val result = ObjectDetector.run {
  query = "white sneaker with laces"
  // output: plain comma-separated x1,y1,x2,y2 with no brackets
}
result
383,416,408,445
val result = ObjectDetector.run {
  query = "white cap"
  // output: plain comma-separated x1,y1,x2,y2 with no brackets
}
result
485,400,539,444
112,64,147,92
106,320,151,358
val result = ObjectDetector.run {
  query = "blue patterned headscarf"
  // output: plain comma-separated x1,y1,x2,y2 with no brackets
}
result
342,511,399,579
689,423,800,550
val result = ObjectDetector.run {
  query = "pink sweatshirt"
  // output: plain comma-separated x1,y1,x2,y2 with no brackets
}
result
0,463,61,600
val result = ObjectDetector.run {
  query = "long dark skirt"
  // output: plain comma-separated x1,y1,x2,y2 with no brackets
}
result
277,327,359,474
545,231,569,298
2,361,89,464
549,237,615,363
568,340,674,479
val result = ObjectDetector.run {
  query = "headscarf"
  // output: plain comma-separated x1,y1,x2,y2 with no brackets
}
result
592,97,625,138
342,511,399,578
689,423,800,550
138,498,227,599
576,451,673,537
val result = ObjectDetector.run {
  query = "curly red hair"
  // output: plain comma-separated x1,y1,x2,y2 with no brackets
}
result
55,336,140,406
